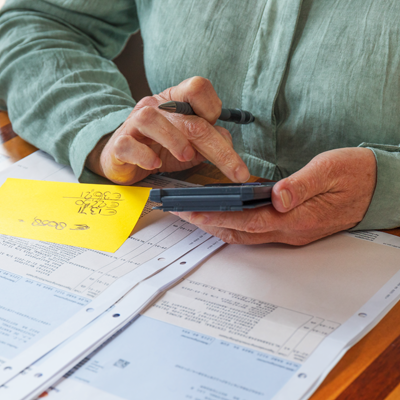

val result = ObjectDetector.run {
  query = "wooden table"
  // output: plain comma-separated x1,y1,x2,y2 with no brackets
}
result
1,111,400,400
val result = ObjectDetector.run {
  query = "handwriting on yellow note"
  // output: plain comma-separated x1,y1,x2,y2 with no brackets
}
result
0,179,151,252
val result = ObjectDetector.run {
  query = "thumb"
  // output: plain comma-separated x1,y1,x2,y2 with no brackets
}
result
271,160,330,213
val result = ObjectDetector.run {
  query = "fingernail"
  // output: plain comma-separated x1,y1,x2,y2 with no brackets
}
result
234,166,250,183
280,189,292,209
183,145,195,162
153,158,162,169
192,214,209,225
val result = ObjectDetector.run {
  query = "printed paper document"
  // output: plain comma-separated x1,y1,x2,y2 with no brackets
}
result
0,151,213,387
39,231,400,400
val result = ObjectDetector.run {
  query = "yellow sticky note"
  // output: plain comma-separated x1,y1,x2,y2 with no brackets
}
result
0,179,151,252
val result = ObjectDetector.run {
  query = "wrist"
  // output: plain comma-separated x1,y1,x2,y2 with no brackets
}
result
85,133,112,178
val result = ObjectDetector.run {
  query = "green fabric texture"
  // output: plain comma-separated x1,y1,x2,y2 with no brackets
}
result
355,145,400,230
0,0,138,179
1,0,400,230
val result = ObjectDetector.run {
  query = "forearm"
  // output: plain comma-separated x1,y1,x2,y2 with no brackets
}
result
0,0,138,179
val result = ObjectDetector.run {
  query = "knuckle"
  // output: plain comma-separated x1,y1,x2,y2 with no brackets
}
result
310,153,337,189
287,175,309,203
158,86,173,100
210,110,220,123
187,76,212,96
186,77,220,121
314,152,336,171
136,96,159,109
210,97,223,121
113,136,131,161
184,118,211,141
212,144,240,168
134,106,157,126
114,135,129,151
215,147,236,167
245,213,268,233
219,229,241,245
207,96,222,121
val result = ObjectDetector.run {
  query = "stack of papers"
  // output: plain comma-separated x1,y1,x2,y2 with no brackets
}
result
0,151,400,400
0,151,223,399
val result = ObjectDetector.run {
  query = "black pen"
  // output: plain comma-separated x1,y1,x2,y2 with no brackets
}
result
159,101,255,124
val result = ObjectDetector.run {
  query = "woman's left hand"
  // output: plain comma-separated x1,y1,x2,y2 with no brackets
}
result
173,147,377,245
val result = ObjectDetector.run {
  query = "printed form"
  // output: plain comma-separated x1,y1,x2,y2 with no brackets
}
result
0,151,213,386
41,231,400,400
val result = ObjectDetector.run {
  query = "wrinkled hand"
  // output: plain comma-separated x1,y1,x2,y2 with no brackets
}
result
86,76,250,185
174,148,377,245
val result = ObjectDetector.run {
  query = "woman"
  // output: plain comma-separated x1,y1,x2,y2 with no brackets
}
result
0,0,398,245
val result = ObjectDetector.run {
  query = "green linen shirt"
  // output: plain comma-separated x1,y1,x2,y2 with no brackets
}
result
0,0,400,231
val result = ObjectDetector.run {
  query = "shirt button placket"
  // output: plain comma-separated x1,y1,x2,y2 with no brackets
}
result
240,0,304,180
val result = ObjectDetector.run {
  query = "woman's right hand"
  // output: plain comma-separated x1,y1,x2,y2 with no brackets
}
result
86,76,250,185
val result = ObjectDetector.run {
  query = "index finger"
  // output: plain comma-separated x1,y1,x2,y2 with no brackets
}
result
183,117,250,182
177,206,280,234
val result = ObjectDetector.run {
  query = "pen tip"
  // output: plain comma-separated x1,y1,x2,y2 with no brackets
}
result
159,101,177,112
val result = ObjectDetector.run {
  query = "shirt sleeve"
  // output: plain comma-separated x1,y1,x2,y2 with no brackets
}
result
0,0,139,180
350,143,400,231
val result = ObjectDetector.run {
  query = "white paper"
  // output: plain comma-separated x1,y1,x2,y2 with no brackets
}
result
30,232,400,400
2,237,225,400
0,151,211,386
0,148,12,172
